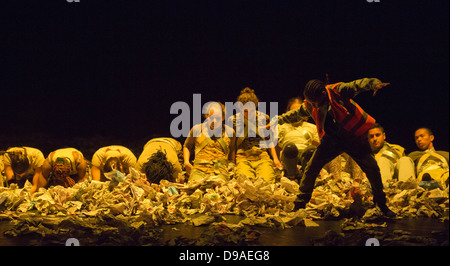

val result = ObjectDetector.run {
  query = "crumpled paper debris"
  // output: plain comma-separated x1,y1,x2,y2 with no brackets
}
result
190,214,217,226
1,165,448,239
305,172,449,221
384,177,449,219
0,168,303,230
304,170,373,220
3,213,163,246
104,169,126,183
167,221,261,246
341,217,387,231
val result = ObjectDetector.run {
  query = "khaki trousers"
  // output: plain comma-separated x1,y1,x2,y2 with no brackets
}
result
236,159,275,184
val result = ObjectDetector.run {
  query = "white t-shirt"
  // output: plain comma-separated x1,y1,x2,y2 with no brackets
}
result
277,121,319,151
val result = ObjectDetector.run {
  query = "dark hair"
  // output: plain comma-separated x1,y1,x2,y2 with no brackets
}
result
104,157,129,174
142,150,174,184
415,127,433,136
286,97,303,112
237,87,259,105
8,149,30,175
371,122,384,132
303,79,325,102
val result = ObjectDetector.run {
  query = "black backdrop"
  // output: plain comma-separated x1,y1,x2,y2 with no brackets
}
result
1,0,448,158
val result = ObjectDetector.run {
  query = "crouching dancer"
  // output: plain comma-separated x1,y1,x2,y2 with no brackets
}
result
91,145,137,182
32,148,87,193
271,78,395,217
135,137,183,184
2,147,45,188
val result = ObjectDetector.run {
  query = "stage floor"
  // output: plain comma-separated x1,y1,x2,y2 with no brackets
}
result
0,215,448,246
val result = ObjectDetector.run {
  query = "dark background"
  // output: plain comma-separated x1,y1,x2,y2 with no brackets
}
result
1,0,448,159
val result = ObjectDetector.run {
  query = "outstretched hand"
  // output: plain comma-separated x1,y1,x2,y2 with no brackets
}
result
373,82,390,96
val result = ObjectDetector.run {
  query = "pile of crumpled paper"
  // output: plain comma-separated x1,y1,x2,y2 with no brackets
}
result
0,167,448,230
304,170,374,220
383,177,449,220
305,171,449,221
0,168,311,229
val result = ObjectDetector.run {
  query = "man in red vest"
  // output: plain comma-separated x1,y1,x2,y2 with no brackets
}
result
274,78,395,217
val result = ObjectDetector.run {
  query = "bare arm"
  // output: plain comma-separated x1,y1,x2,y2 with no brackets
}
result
4,165,14,182
34,158,52,193
269,146,281,168
74,151,87,183
228,129,236,163
30,167,45,194
91,165,101,181
183,128,196,174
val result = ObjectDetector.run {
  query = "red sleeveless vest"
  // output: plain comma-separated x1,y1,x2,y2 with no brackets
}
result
308,82,375,139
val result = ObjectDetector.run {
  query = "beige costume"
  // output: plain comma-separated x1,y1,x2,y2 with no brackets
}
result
185,123,233,182
135,138,183,180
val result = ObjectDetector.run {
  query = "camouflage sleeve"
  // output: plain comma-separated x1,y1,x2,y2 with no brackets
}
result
273,103,310,126
337,78,382,99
